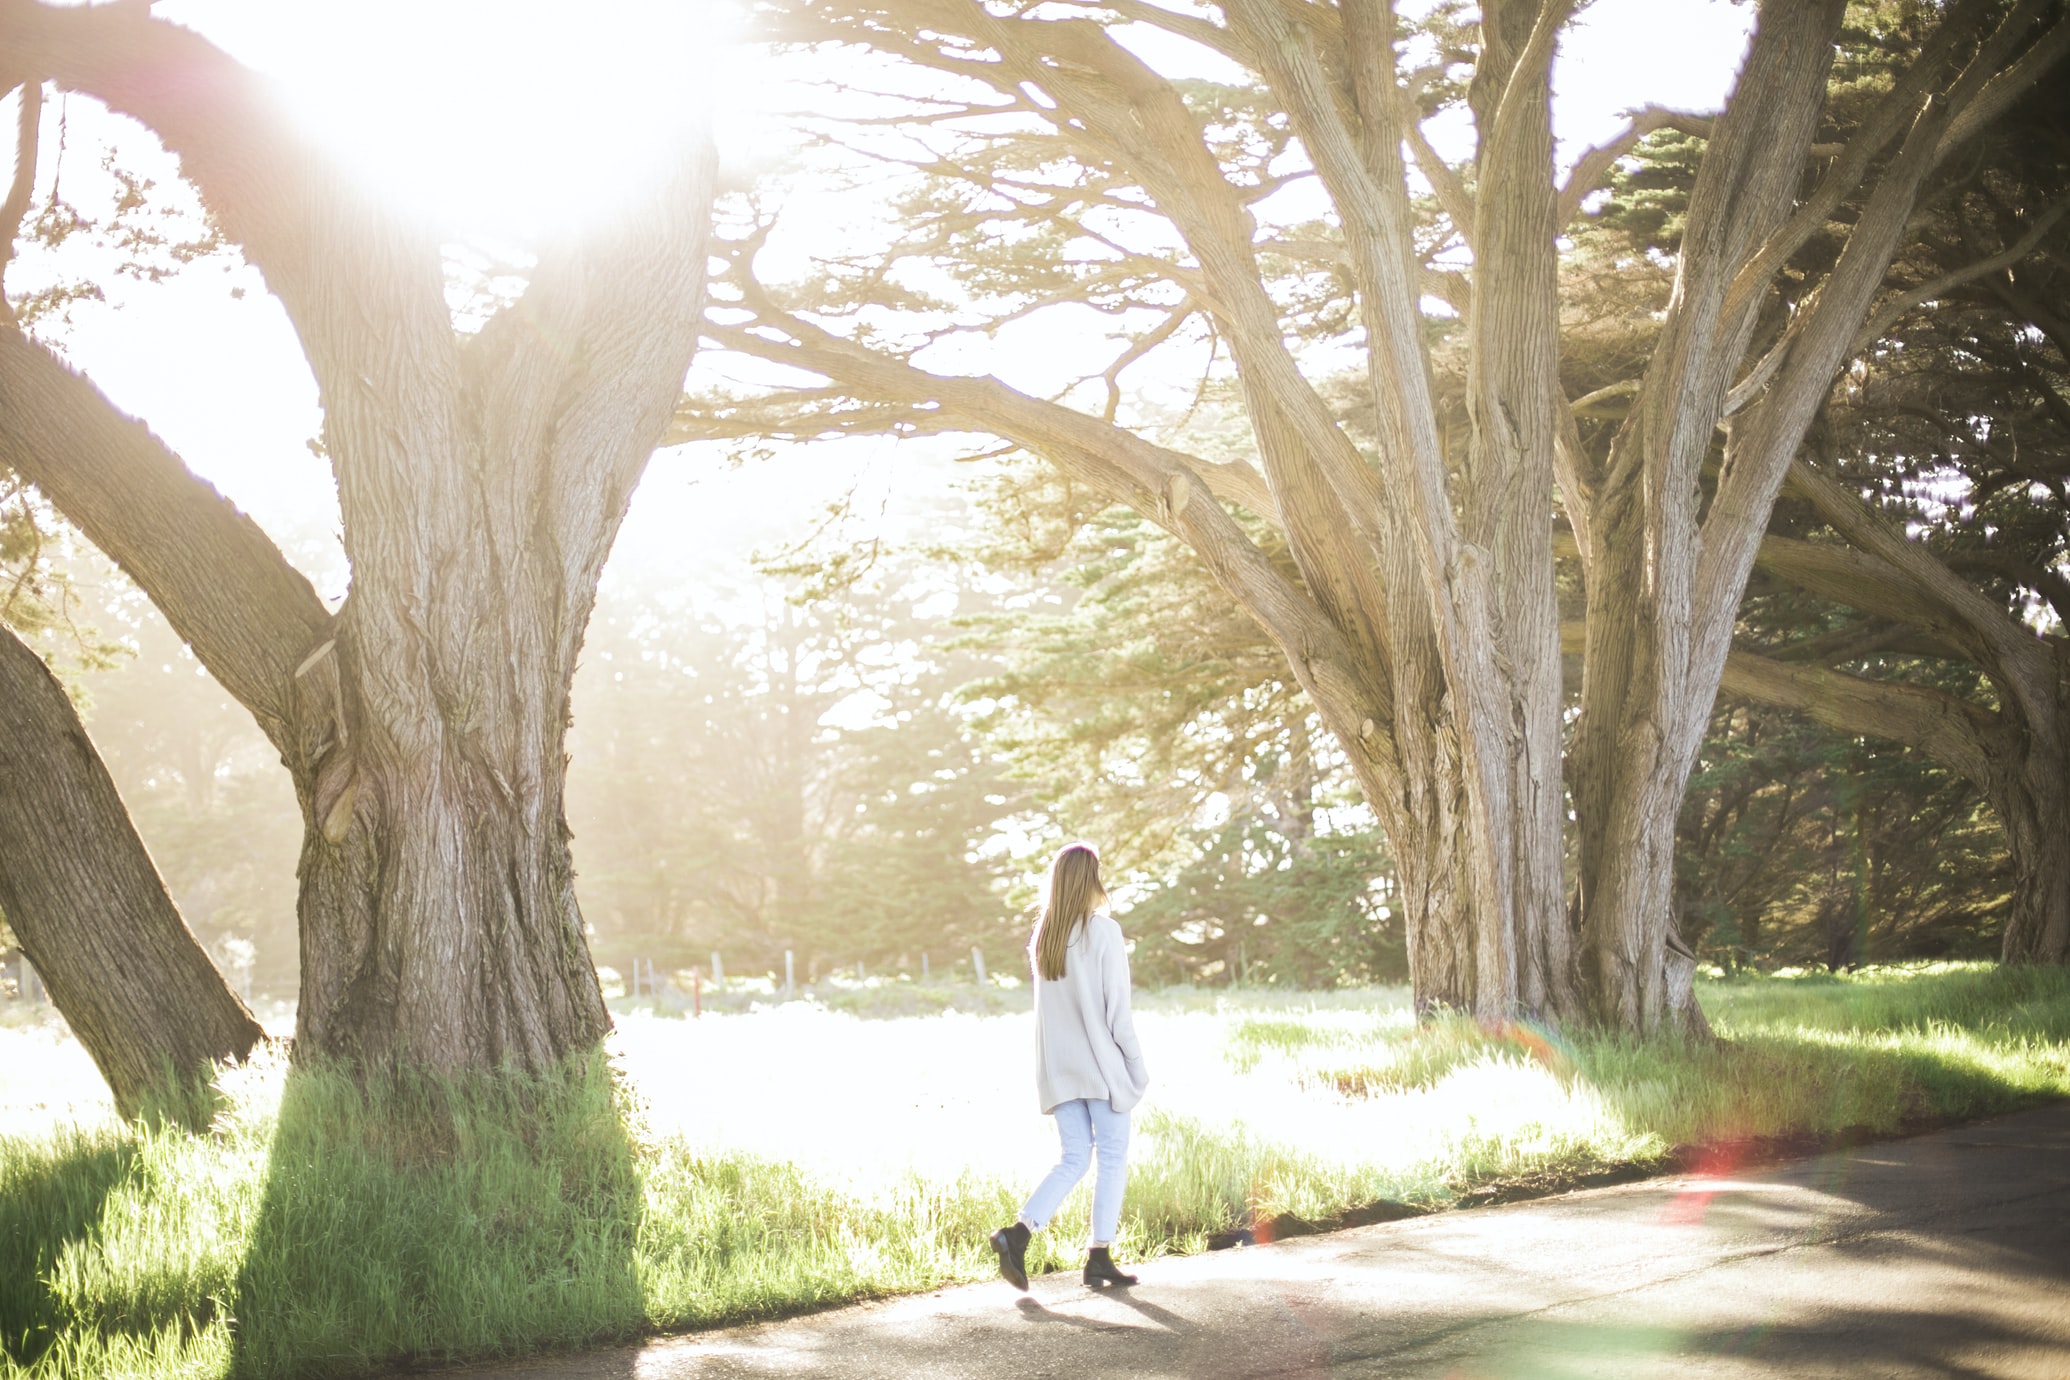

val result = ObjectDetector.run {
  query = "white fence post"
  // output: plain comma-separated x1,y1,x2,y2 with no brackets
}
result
921,951,930,980
710,951,724,985
784,949,795,998
971,946,987,985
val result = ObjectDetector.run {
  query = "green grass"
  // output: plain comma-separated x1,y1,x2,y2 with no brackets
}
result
3,963,2066,1379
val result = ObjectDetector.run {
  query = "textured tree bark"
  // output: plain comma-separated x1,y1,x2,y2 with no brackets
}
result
1995,759,2070,964
0,623,262,1119
1571,0,1852,1032
0,1,719,1074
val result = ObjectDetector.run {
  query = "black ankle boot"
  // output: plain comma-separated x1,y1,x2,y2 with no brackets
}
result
990,1221,1031,1290
1083,1245,1137,1287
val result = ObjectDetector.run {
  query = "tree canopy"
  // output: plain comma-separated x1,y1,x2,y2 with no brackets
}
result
694,0,2070,1026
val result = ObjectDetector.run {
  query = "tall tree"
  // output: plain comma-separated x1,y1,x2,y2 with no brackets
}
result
1553,24,2067,967
0,3,716,1071
696,0,2068,1025
949,463,1402,984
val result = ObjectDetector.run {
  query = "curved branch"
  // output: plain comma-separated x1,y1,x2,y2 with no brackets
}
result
1753,533,1967,644
1556,106,1705,230
0,77,39,317
1720,0,2004,326
1934,4,2070,157
0,328,334,748
698,305,1388,745
1847,196,2070,357
1404,118,1477,241
1943,548,2070,631
1718,645,1997,789
1782,458,2059,722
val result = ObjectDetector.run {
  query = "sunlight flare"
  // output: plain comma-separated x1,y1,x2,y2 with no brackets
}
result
167,0,743,239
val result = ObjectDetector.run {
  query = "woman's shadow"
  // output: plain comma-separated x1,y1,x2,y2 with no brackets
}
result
1015,1287,1195,1334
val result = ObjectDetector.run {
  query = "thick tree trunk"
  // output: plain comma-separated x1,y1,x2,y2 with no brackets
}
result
1379,751,1481,1016
284,189,714,1071
0,622,262,1118
286,625,611,1071
1572,0,1939,1033
1988,748,2070,964
1459,0,1576,1027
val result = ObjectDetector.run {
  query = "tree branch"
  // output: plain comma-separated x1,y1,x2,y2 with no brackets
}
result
697,299,1388,749
1403,117,1477,243
1100,301,1194,422
1781,458,2060,727
1847,196,2070,358
1696,77,1967,681
1942,548,2070,631
1752,533,1973,645
1934,3,2070,157
1718,645,1998,788
0,77,39,319
0,0,460,416
0,327,334,748
1556,106,1708,230
0,620,264,1120
1720,0,2006,326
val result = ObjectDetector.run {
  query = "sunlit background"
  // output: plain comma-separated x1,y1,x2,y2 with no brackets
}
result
8,10,2069,1373
0,0,1766,1032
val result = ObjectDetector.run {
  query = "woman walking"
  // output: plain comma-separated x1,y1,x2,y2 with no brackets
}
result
990,842,1148,1291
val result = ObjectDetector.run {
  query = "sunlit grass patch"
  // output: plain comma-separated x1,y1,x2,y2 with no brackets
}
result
1,962,2064,1379
1289,1015,1567,1096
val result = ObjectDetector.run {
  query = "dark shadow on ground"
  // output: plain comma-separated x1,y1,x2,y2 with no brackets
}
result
231,1053,645,1379
1337,1307,2062,1380
0,1132,138,1367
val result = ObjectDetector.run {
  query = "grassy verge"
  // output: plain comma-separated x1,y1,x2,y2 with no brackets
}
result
3,963,2066,1379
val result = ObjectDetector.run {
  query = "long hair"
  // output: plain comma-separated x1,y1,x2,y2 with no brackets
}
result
1034,843,1105,981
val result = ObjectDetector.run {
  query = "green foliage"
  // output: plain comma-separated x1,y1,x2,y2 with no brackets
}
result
1677,702,2009,971
1124,817,1402,987
0,485,122,688
1591,127,1705,254
951,464,1398,986
566,552,1026,984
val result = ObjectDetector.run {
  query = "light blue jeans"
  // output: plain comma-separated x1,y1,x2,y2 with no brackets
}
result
1019,1098,1130,1245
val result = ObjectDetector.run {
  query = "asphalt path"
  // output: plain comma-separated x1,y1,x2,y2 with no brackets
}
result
446,1102,2070,1379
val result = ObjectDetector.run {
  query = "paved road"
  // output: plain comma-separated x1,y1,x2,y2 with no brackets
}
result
454,1103,2070,1379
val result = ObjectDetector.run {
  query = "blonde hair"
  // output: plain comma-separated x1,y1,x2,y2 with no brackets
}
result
1034,843,1106,981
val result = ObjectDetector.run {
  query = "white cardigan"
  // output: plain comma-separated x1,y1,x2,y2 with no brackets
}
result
1031,910,1150,1115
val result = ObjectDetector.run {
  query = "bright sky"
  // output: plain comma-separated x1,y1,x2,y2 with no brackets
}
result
3,0,1756,602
